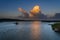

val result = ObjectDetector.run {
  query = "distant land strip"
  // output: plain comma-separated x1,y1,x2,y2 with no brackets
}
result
0,18,60,22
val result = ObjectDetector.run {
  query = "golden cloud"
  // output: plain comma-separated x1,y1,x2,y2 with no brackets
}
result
30,5,40,14
29,5,41,17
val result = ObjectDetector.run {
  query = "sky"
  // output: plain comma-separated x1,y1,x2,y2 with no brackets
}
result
0,0,60,18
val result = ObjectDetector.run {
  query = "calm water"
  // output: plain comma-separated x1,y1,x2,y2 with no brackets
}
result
0,21,60,40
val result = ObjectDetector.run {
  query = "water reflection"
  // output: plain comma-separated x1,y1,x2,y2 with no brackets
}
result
30,21,41,40
0,22,60,40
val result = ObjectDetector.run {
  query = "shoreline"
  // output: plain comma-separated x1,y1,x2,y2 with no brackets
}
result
0,19,60,22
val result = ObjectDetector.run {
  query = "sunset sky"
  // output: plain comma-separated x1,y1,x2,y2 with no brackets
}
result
0,0,60,18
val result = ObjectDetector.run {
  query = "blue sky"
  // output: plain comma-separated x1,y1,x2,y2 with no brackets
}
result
0,0,60,18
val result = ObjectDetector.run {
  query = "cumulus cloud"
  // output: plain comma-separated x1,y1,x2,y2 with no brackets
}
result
30,5,40,14
29,5,41,17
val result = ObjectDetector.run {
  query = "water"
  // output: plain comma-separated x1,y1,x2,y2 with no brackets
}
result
0,21,60,40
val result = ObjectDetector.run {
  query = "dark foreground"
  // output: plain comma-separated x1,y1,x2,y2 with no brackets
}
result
0,21,60,40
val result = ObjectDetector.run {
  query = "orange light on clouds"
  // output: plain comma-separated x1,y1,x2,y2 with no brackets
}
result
18,5,41,17
29,5,41,17
30,5,40,14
